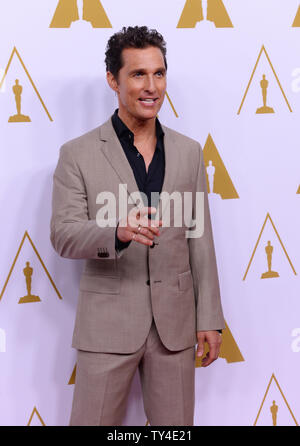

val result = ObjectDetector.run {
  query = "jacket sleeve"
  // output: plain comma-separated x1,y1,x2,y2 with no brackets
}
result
188,143,225,331
50,143,121,260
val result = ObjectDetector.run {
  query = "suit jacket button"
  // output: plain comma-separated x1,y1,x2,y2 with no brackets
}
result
146,279,150,286
97,249,109,258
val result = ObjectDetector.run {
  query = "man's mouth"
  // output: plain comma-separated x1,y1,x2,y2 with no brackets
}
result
138,98,158,104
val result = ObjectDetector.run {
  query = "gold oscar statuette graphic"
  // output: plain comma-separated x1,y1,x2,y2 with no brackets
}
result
238,45,292,115
254,374,298,426
206,160,217,197
256,74,274,114
195,321,244,367
260,241,279,279
292,5,300,27
0,47,53,122
177,0,233,28
0,231,62,302
8,79,31,123
243,213,297,281
297,185,300,194
18,261,41,304
27,406,46,426
270,400,278,426
50,0,112,28
203,134,239,199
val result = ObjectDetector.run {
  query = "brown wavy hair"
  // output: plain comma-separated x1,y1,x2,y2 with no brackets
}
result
105,26,167,79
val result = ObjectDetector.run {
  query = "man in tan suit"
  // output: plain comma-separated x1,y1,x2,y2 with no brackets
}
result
50,26,225,426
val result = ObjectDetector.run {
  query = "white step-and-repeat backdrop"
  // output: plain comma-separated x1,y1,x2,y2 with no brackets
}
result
0,0,299,426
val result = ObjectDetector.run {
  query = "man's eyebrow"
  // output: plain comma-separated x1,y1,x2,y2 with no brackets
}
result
128,67,166,75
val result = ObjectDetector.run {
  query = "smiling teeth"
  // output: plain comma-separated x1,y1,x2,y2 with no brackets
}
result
141,99,155,102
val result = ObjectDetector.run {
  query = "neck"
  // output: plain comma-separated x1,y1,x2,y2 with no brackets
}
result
117,108,156,141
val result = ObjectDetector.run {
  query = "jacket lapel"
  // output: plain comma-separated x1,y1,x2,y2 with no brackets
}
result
99,118,180,223
158,125,180,221
99,118,145,208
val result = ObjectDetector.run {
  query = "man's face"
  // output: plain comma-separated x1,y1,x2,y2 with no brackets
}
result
109,46,167,122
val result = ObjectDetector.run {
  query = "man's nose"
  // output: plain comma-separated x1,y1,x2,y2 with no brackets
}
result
144,75,156,93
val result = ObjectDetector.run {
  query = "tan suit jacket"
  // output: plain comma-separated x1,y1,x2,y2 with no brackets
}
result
50,117,225,353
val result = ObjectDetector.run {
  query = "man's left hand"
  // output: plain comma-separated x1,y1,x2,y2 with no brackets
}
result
196,330,222,367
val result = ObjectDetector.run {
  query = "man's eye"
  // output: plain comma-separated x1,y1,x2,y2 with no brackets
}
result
134,72,143,77
156,71,164,77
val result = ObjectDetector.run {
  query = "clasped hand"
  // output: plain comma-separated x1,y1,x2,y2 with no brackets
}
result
117,206,162,246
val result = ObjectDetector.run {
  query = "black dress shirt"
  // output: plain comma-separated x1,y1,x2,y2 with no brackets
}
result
112,109,165,252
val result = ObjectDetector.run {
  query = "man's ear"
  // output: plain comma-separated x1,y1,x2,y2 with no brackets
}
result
106,71,119,93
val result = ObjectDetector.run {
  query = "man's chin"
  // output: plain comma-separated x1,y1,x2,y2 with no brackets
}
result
134,111,158,121
136,105,162,120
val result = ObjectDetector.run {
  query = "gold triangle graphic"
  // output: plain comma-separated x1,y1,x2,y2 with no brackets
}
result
0,47,53,121
243,213,297,281
68,364,77,385
195,320,244,367
292,6,300,27
27,406,46,426
203,134,239,199
0,230,62,302
177,0,233,28
158,92,178,118
297,185,300,194
165,91,178,117
237,45,292,114
50,0,112,28
254,373,299,426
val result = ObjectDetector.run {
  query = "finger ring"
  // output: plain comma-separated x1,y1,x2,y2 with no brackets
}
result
137,225,142,232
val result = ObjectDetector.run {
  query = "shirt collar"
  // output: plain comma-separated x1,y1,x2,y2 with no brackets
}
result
111,109,164,151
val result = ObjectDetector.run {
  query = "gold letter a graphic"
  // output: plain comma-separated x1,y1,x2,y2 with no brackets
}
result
177,0,233,28
50,0,112,28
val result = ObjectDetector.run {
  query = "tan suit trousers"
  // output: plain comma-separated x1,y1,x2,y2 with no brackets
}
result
69,318,196,426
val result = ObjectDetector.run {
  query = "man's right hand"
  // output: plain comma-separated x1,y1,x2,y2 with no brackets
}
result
117,207,162,247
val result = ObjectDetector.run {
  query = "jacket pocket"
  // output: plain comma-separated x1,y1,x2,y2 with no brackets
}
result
178,270,193,291
79,274,120,294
